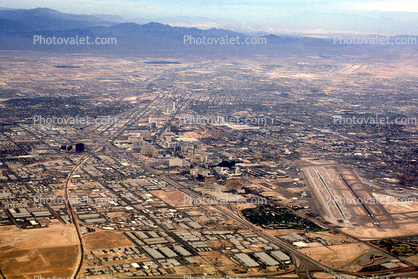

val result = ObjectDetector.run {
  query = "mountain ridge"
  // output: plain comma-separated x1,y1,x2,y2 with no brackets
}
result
0,7,414,58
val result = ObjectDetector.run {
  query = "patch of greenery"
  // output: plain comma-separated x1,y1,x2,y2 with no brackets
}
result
371,239,418,256
242,206,324,231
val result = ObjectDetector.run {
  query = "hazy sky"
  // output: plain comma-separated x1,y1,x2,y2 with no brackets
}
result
1,0,418,21
1,0,418,35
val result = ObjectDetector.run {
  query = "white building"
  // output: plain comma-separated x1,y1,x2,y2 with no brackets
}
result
169,158,183,167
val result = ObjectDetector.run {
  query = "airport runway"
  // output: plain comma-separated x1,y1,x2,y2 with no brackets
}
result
301,165,395,229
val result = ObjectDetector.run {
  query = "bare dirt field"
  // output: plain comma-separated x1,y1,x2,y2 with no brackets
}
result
83,230,133,250
0,222,79,279
150,189,190,207
302,242,369,271
305,231,355,245
402,255,418,265
341,224,418,240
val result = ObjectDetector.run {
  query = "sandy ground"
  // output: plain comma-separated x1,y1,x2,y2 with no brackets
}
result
83,230,133,250
305,231,355,245
302,242,368,270
373,193,418,214
341,224,418,240
402,255,418,265
311,272,335,278
150,189,190,207
0,221,79,278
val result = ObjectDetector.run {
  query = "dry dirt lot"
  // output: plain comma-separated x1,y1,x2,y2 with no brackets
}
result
0,221,79,279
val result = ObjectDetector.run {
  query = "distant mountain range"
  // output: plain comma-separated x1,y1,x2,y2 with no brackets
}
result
0,8,414,58
0,8,124,30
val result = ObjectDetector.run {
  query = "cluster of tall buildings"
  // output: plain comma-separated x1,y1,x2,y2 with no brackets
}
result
60,143,84,153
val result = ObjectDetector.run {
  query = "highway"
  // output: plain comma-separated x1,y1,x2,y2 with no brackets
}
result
141,167,346,279
64,94,161,278
61,93,416,279
91,95,348,279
